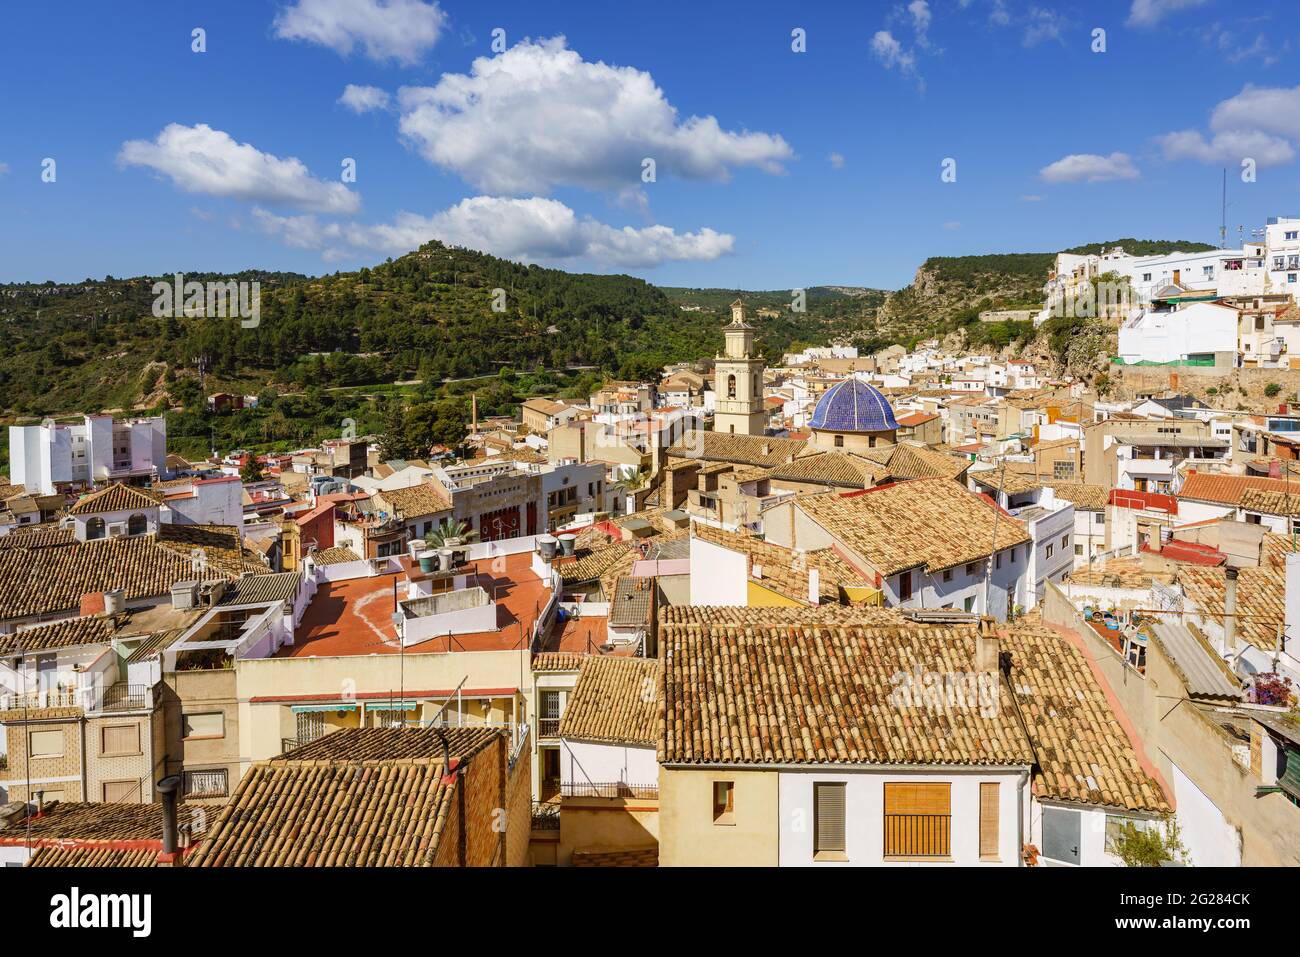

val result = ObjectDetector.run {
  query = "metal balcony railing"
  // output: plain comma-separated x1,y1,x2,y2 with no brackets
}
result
530,801,560,831
183,768,230,798
561,781,658,800
538,717,562,738
98,683,150,712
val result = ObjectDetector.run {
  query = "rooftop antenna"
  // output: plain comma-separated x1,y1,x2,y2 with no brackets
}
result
1220,168,1228,249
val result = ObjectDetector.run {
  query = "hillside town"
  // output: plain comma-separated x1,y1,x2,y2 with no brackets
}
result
3,249,1300,870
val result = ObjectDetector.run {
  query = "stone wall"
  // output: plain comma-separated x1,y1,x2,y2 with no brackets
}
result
1109,364,1300,412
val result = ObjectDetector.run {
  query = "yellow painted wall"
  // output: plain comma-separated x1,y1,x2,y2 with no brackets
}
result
558,797,660,865
746,581,803,607
235,649,532,765
658,767,778,866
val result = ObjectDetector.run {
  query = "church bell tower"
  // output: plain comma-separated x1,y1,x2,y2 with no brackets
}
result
712,299,767,436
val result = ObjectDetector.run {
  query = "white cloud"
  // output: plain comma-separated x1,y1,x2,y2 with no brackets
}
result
1039,152,1140,183
339,84,391,113
1020,194,1044,202
395,37,791,195
943,221,961,231
1154,85,1300,168
870,30,921,86
273,0,446,66
0,162,8,177
1209,84,1300,141
254,196,734,268
1127,0,1209,28
828,152,845,169
908,1,932,48
118,123,360,214
1155,129,1295,167
1023,7,1067,47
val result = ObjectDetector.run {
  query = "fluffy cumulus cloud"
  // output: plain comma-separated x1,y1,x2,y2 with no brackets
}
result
339,84,391,113
1127,0,1209,28
118,123,360,214
1039,152,1140,183
254,196,734,268
273,0,446,65
1156,85,1300,168
394,37,792,195
870,30,918,80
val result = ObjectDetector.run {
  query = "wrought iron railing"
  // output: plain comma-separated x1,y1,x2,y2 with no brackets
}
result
538,717,562,738
183,768,229,798
530,801,560,831
883,813,951,858
561,781,658,800
98,683,150,712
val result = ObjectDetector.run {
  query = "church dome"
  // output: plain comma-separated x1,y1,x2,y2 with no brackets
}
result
809,379,899,433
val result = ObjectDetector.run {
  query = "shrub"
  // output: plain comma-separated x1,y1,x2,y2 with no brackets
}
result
1265,382,1282,398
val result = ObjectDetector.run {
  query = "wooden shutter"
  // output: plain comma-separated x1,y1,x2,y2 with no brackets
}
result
814,782,847,854
979,782,1000,858
101,723,139,755
103,780,137,802
883,782,951,857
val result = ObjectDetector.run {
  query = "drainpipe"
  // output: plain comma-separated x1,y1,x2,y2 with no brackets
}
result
1224,566,1239,659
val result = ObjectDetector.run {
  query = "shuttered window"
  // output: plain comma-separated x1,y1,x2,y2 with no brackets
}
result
101,723,140,756
979,782,1000,859
814,782,847,858
883,782,951,858
103,780,138,802
712,781,735,823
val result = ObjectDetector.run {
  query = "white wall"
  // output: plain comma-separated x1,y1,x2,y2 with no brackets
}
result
560,738,658,787
776,768,1026,867
1170,762,1242,867
689,535,749,606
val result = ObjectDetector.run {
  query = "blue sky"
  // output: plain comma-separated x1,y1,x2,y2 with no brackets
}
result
1,0,1298,289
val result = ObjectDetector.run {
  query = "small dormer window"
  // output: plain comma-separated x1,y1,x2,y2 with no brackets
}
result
128,513,148,536
86,517,106,540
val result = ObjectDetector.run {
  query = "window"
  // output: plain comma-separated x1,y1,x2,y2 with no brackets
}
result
1095,513,1105,525
979,782,1000,860
942,568,952,583
183,768,230,799
127,513,148,536
101,723,140,756
883,782,951,858
1010,547,1016,563
964,596,975,612
182,712,224,739
1104,814,1156,854
1074,544,1083,556
85,517,106,540
103,780,138,802
1287,231,1298,241
29,729,63,758
813,782,847,860
995,553,1002,569
834,434,844,448
965,562,978,576
898,571,913,601
712,781,735,824
1061,535,1069,549
727,374,737,399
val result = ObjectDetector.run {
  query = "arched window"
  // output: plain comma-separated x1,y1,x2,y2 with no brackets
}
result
727,374,737,399
127,513,148,536
86,517,106,540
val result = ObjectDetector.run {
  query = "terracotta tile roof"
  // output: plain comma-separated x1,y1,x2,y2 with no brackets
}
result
26,846,161,867
277,726,501,762
571,846,658,866
1179,472,1291,507
1043,481,1109,510
374,482,452,520
896,411,939,426
0,523,74,549
314,545,361,565
797,479,1031,577
532,651,586,672
1260,533,1300,571
1066,557,1173,589
188,756,467,866
1239,487,1300,516
68,483,163,515
871,443,971,482
659,619,1035,766
691,522,867,603
970,469,1044,495
0,524,253,621
556,542,634,585
0,801,203,844
658,603,911,626
1177,565,1285,651
560,655,660,746
771,451,887,489
666,430,808,468
0,615,117,655
1004,623,1171,812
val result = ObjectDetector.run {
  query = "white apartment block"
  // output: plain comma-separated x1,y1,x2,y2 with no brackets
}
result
8,415,167,495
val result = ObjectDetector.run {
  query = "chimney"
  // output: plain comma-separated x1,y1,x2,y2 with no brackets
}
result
35,789,45,816
976,617,1000,673
1223,567,1239,652
156,774,182,866
807,566,820,604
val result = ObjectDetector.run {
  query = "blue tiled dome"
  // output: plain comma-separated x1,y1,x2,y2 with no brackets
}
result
809,379,899,433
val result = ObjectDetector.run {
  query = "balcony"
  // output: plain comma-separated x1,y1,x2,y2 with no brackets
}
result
538,717,562,738
98,683,151,712
183,768,230,799
561,781,659,800
0,688,80,711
